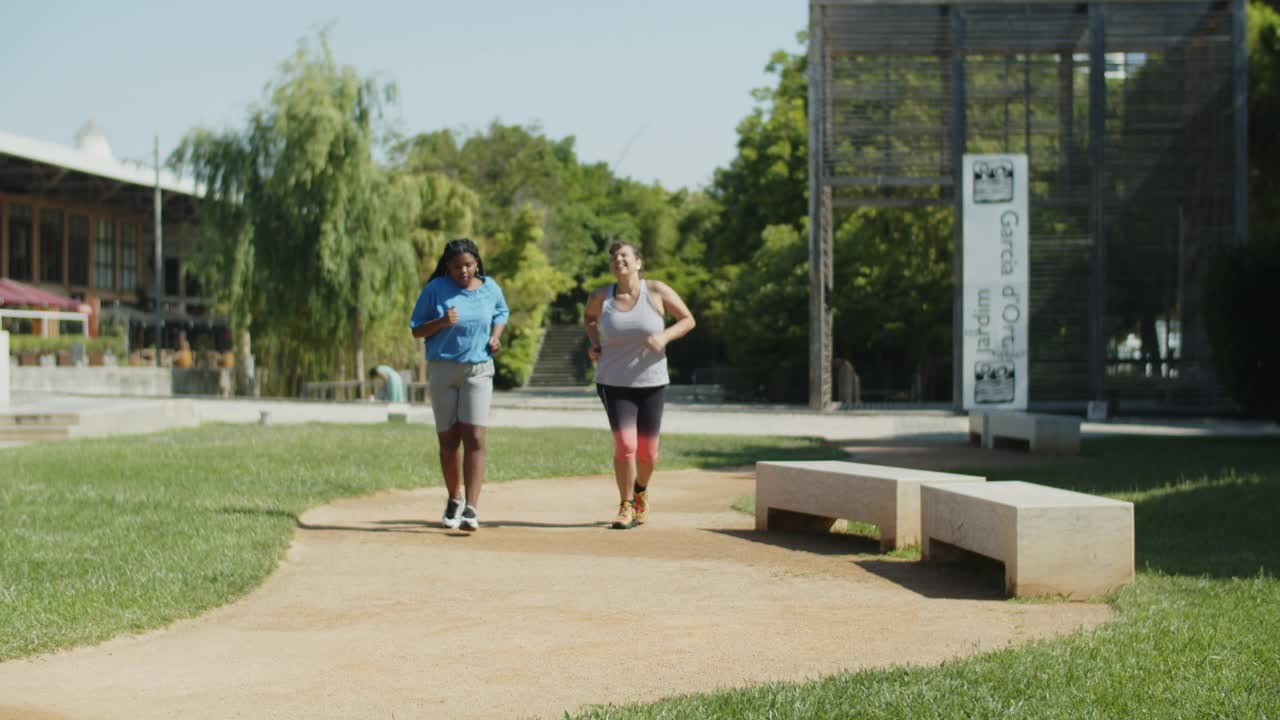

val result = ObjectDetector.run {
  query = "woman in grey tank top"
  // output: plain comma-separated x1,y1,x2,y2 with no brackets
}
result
584,241,696,529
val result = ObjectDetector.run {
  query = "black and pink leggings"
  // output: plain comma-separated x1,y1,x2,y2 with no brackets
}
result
596,384,666,464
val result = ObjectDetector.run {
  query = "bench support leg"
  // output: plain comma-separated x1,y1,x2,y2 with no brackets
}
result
759,507,840,534
922,537,970,563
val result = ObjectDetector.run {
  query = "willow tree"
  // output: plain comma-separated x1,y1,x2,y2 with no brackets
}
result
173,32,418,394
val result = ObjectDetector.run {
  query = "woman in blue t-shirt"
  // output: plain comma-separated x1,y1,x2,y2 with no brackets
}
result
410,238,509,531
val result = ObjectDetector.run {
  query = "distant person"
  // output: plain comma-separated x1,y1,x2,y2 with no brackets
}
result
173,335,194,369
410,238,509,531
368,364,406,403
584,241,695,529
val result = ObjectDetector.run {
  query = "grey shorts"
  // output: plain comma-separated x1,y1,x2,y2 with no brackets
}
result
428,359,495,431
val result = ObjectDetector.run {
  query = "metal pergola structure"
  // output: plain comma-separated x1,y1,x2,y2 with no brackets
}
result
808,0,1247,413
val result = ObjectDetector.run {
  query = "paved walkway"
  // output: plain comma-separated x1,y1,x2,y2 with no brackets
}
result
203,390,1280,438
10,387,1274,444
3,390,1277,455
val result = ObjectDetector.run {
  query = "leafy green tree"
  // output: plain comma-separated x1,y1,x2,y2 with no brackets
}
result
565,179,682,284
543,200,617,292
832,208,954,400
396,123,602,311
652,191,724,324
393,120,719,383
642,190,730,381
1251,0,1280,240
543,160,618,283
721,224,810,400
173,32,418,394
394,123,577,239
487,209,574,387
1204,2,1280,419
706,46,809,268
720,209,953,403
407,172,481,279
392,129,462,179
708,36,957,400
608,180,680,267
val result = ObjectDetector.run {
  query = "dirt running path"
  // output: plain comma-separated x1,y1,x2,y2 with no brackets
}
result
0,470,1111,719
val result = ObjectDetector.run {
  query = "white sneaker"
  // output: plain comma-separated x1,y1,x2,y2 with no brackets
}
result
460,504,479,531
441,497,464,529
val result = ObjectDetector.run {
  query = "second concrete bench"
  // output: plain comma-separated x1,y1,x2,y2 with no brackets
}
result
921,481,1134,598
755,461,986,550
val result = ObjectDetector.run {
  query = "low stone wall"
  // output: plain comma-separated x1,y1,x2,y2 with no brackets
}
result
10,366,233,398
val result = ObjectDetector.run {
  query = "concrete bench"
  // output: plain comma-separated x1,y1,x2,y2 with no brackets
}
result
968,410,1081,455
755,461,986,550
921,481,1134,599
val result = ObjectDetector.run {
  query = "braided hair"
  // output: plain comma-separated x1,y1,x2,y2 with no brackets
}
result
429,238,486,281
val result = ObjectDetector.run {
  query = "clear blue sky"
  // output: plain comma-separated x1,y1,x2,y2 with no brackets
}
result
0,1,806,190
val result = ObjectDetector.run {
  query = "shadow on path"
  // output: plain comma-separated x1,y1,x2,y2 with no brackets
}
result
854,559,1006,600
709,528,1008,600
296,518,609,533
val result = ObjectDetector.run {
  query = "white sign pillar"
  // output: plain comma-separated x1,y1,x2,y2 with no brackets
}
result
1,330,10,407
962,154,1030,410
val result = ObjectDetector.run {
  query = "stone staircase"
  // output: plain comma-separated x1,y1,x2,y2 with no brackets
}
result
527,324,588,387
0,412,80,442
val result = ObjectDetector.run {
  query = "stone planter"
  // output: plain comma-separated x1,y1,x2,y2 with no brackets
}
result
89,350,106,367
19,351,38,367
57,350,74,367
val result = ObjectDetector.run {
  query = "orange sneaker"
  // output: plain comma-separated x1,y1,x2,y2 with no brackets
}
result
611,501,636,529
633,489,649,525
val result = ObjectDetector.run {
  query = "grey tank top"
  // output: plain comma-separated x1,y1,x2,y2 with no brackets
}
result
595,280,669,388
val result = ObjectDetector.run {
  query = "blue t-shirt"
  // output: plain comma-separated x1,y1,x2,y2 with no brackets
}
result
410,276,510,363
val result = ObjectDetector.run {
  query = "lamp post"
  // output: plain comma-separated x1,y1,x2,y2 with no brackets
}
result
1,329,10,407
153,135,163,366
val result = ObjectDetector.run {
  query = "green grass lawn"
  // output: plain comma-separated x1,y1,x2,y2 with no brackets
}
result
572,436,1280,719
0,423,843,661
3,429,1278,717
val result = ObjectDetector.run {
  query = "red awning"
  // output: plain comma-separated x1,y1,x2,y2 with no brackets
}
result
0,278,83,310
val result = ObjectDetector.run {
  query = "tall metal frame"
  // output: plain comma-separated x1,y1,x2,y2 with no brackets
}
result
808,0,1247,413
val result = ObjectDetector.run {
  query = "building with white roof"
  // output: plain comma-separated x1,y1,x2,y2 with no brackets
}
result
0,125,226,353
